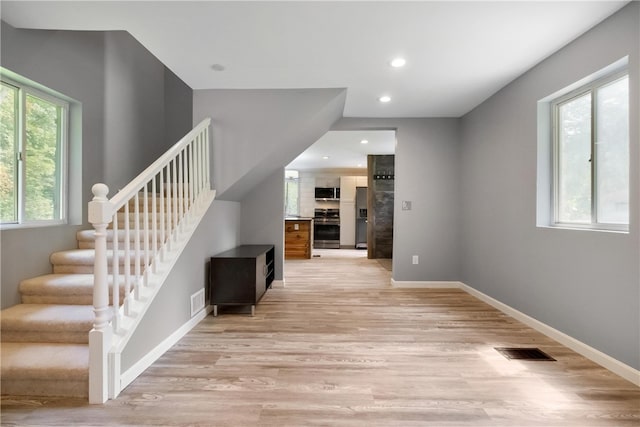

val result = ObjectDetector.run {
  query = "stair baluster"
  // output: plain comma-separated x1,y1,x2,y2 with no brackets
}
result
87,118,213,403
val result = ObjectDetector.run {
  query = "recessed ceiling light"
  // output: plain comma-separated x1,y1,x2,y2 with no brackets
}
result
322,156,329,160
210,63,225,71
390,57,406,68
379,95,391,103
360,139,369,144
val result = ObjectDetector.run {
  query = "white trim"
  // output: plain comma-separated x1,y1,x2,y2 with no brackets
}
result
459,282,640,387
390,279,462,288
0,75,70,227
119,304,214,394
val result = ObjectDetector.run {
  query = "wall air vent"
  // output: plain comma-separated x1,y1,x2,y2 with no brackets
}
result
190,289,205,317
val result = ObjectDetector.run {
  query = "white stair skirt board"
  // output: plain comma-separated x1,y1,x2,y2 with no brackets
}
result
119,305,214,395
390,279,640,387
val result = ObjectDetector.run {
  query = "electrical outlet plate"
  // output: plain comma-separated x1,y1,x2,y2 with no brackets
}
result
412,255,419,265
402,201,412,210
190,289,205,317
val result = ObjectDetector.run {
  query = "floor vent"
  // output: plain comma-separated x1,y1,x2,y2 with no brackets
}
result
495,347,556,361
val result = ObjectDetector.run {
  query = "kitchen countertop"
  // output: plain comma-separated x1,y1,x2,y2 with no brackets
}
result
285,217,313,221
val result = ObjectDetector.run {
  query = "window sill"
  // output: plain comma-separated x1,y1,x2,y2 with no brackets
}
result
1,220,68,231
537,224,629,234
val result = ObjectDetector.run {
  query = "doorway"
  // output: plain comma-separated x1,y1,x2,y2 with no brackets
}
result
283,130,396,272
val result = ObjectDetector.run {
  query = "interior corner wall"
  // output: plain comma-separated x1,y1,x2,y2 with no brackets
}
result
121,200,240,372
240,168,285,281
332,118,461,283
459,3,639,370
103,32,167,192
164,68,194,149
0,22,194,309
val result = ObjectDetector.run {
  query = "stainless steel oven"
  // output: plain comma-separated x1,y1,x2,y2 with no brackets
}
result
313,208,340,249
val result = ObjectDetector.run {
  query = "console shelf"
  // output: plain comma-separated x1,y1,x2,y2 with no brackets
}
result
209,245,275,316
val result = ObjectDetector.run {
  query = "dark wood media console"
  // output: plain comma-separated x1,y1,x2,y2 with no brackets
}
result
209,245,275,316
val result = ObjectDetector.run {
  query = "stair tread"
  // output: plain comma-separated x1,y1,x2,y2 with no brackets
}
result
1,304,94,332
1,342,88,380
76,229,167,241
50,249,150,265
20,274,126,295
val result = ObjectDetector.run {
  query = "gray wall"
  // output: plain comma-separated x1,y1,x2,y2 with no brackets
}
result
333,118,461,282
122,200,240,371
0,23,193,308
193,88,346,283
240,168,285,281
103,32,166,191
164,68,194,149
193,88,346,201
0,23,104,308
459,3,639,369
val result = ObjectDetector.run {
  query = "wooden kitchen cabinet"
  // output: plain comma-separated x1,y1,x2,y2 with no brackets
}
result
210,245,275,316
285,219,312,259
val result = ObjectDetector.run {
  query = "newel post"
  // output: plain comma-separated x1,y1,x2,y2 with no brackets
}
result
88,183,113,404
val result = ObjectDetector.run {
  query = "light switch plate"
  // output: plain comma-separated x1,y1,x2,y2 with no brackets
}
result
402,201,412,210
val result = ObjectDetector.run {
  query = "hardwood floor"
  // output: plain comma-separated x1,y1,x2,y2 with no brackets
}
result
2,250,639,426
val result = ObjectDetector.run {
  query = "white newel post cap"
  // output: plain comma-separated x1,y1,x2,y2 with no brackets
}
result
92,183,109,201
89,183,111,225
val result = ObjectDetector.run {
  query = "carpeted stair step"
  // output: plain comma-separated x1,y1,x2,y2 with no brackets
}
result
114,211,170,223
1,342,88,398
124,195,190,209
76,229,166,250
51,249,148,274
20,274,127,305
1,304,94,344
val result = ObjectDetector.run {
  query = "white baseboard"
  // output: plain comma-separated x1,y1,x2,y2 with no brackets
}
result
272,279,285,288
119,304,213,392
390,279,463,288
390,278,639,386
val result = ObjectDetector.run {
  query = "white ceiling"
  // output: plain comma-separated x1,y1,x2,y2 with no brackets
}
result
1,1,628,118
287,130,396,170
2,1,628,170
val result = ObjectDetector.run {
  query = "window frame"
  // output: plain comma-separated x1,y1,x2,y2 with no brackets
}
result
1,76,69,228
284,170,300,217
550,69,629,232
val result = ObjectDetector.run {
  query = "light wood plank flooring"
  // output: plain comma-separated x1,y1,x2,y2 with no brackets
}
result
2,250,639,426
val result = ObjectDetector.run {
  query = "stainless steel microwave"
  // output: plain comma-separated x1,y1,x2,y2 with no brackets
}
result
315,187,340,200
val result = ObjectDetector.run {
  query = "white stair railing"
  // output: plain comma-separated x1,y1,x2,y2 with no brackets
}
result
88,118,212,403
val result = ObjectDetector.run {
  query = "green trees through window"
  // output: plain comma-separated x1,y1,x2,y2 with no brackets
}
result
0,79,67,225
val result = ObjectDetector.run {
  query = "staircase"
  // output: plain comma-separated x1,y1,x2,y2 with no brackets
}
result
1,119,214,402
1,230,125,398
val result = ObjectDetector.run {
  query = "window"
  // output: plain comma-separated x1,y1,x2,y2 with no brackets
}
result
284,170,300,217
551,71,629,231
0,78,69,226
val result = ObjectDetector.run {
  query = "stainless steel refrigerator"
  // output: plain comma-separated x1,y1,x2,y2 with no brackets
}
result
355,187,367,249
